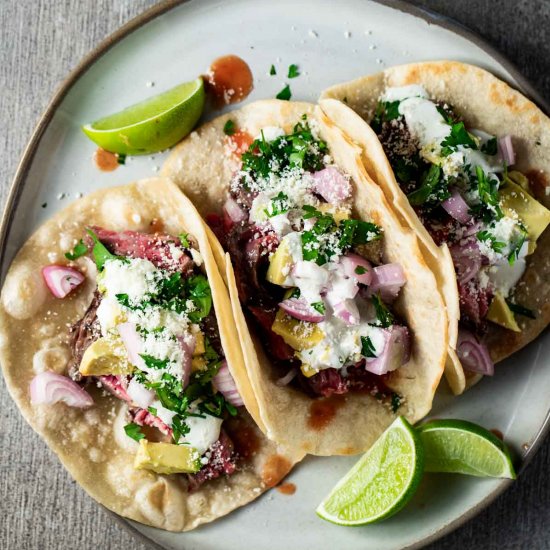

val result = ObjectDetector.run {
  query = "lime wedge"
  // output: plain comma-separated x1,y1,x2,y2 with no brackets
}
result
82,77,205,155
316,417,423,525
419,419,516,479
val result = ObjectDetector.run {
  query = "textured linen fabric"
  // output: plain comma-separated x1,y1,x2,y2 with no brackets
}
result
0,1,548,549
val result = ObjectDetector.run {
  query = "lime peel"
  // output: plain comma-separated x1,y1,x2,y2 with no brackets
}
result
316,416,423,526
82,77,205,155
419,419,516,479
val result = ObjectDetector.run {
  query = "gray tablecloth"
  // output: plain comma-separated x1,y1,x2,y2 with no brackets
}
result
1,1,549,549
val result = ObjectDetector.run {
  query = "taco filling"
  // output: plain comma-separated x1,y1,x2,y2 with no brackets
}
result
209,117,410,401
371,85,550,373
44,227,244,488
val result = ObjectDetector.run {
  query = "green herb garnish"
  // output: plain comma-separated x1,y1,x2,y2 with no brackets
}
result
407,164,446,206
505,300,536,319
117,153,127,165
64,239,88,260
475,166,503,220
391,393,402,413
477,230,505,253
179,232,190,248
481,137,498,156
86,229,126,270
124,423,145,441
440,122,478,156
269,64,276,76
371,294,394,328
361,335,377,358
287,64,300,78
276,84,292,101
223,119,236,136
311,302,326,314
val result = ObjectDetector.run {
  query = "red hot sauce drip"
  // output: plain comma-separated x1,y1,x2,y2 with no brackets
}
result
204,55,253,108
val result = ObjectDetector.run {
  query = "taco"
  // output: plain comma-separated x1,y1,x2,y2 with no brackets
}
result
162,100,447,456
0,177,301,531
320,61,550,393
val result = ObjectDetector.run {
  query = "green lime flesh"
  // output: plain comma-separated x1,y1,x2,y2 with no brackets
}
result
82,77,205,155
419,419,516,479
316,416,424,526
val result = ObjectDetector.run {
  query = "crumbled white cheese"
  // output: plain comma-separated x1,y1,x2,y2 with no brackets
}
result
182,404,223,454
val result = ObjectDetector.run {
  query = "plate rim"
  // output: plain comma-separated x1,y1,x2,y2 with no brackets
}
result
1,0,548,548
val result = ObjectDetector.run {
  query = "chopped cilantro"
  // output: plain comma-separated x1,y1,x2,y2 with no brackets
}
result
41,202,47,208
505,300,536,319
241,119,327,178
269,64,276,75
477,230,505,253
391,393,402,413
370,294,394,328
148,406,157,416
140,354,170,370
276,84,292,101
361,335,377,358
407,164,446,206
339,219,382,247
179,232,190,248
86,229,127,270
287,64,300,78
371,100,400,132
507,224,527,265
355,266,367,275
185,274,212,322
116,153,127,165
124,423,145,441
311,301,326,314
223,119,236,136
475,166,503,220
440,121,478,156
481,137,498,156
64,239,88,260
264,192,289,217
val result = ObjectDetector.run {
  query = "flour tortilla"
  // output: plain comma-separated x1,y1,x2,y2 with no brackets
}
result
0,177,301,531
321,61,550,392
162,100,447,456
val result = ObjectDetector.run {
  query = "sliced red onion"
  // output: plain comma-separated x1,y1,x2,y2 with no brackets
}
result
279,297,325,322
312,166,351,204
498,135,515,166
463,220,483,237
367,263,406,302
223,196,247,223
333,299,360,325
365,326,411,375
276,368,298,386
127,378,155,409
41,265,85,298
457,329,494,375
213,360,244,407
30,371,93,408
441,189,472,224
117,322,145,369
340,254,373,286
450,241,482,284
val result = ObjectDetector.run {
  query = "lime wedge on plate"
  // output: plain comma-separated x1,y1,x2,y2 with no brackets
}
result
82,77,205,155
316,416,423,525
419,419,516,479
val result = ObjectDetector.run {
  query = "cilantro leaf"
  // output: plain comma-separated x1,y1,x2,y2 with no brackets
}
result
264,192,289,217
407,164,446,206
269,64,276,76
440,122,478,156
370,294,394,328
476,230,505,253
179,232,190,248
124,423,145,441
223,119,235,136
140,354,170,370
117,153,127,165
287,64,300,78
507,224,527,265
276,85,292,101
481,136,498,156
391,393,402,413
86,229,126,270
361,335,377,358
505,300,536,320
475,166,503,220
185,274,212,322
311,301,326,314
64,239,88,260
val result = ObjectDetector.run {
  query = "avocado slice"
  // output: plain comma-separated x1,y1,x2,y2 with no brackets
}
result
272,308,324,351
266,236,296,286
500,179,550,254
134,440,201,474
487,292,521,332
79,337,134,376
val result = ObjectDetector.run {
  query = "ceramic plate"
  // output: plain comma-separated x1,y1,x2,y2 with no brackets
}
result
3,1,549,549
